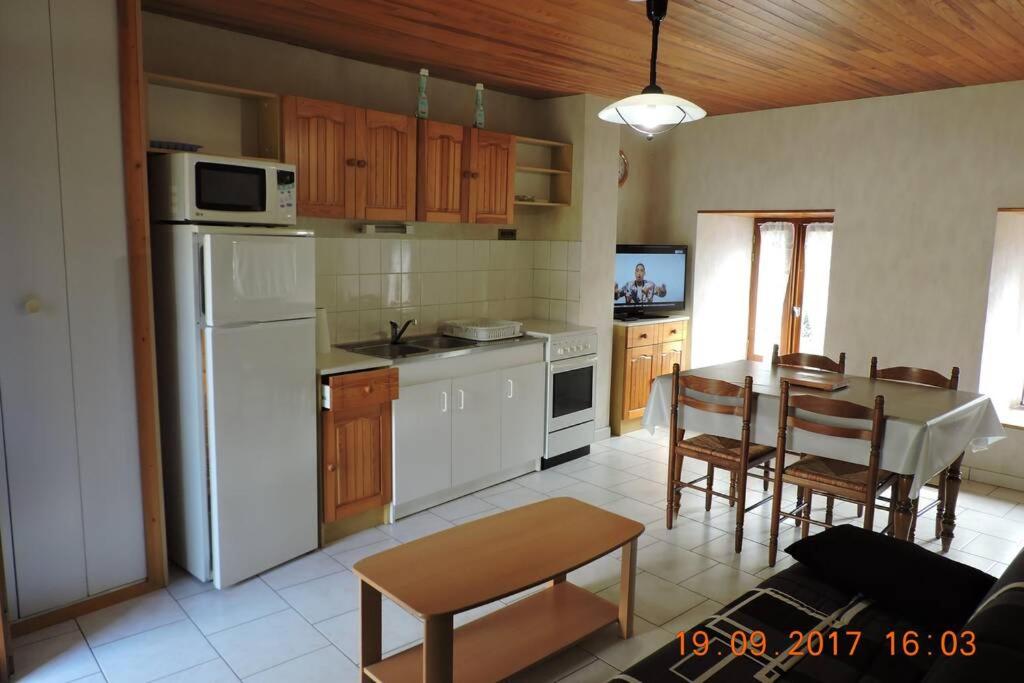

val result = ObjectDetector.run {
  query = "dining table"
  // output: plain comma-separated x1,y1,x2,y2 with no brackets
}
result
643,360,1006,547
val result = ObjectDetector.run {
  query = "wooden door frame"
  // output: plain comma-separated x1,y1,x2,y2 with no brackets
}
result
12,0,167,637
746,216,834,361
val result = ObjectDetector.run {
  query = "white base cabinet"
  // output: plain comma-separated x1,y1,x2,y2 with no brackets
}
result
394,358,546,516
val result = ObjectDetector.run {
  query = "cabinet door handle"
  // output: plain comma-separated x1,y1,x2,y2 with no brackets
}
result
346,158,358,167
458,388,465,410
638,333,647,339
327,463,336,472
441,391,448,413
356,159,367,168
471,172,479,179
23,297,42,314
507,379,514,399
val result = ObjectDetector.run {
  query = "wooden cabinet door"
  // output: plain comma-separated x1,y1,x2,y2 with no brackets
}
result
464,129,516,224
361,110,416,221
282,96,359,218
322,402,392,523
624,345,656,420
452,370,501,487
393,379,452,504
499,362,546,470
416,120,466,223
656,341,684,379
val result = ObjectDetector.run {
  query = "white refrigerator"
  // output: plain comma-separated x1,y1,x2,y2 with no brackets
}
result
153,225,317,588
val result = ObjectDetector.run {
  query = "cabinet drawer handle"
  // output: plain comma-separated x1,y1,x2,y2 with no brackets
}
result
638,333,647,339
458,388,465,410
327,463,336,472
363,385,373,395
346,158,357,167
507,379,514,399
471,172,479,179
441,391,448,413
356,159,367,168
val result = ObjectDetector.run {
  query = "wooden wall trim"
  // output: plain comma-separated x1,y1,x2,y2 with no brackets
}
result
117,0,168,590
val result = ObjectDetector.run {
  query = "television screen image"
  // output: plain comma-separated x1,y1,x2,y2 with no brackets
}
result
613,247,686,310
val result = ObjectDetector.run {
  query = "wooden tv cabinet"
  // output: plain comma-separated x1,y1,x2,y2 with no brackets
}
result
610,316,690,435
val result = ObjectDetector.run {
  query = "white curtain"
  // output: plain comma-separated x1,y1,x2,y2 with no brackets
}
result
799,223,834,355
752,222,794,360
979,213,1024,411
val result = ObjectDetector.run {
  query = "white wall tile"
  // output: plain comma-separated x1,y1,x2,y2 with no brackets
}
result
380,240,403,274
533,241,550,269
437,240,457,272
419,304,440,333
402,239,420,273
358,274,381,310
358,239,381,274
549,299,567,322
334,312,359,344
567,241,581,271
549,241,568,270
315,239,335,276
457,240,475,271
439,303,459,320
566,271,581,301
566,304,580,324
401,274,420,306
315,276,335,311
359,310,382,340
533,298,550,319
336,275,360,311
549,270,568,300
420,272,440,305
486,271,506,301
533,269,550,298
457,272,474,303
382,274,402,308
489,241,508,270
338,240,360,274
438,273,457,304
474,241,490,269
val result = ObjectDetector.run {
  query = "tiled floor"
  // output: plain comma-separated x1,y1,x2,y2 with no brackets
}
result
14,429,1023,682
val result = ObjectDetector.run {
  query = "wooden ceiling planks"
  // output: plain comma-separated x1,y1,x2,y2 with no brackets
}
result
142,0,1024,115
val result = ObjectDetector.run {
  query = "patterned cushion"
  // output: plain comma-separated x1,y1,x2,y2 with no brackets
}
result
783,455,893,493
679,433,775,464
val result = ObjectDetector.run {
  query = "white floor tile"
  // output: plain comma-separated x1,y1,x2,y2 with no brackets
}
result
554,658,619,682
960,534,1022,564
955,508,1024,542
451,509,502,525
516,470,578,493
755,553,798,579
260,551,345,591
555,482,622,507
605,437,657,455
510,646,596,682
681,564,762,605
70,675,106,683
990,487,1024,505
645,518,728,550
957,491,1017,517
330,539,400,569
625,460,668,484
243,645,358,683
316,599,421,663
178,579,288,635
608,478,665,504
600,497,665,525
661,599,725,635
609,533,659,559
941,549,996,572
379,511,453,543
321,527,392,556
988,561,1010,577
598,573,705,626
453,601,504,627
588,450,649,470
475,480,523,497
77,591,185,649
567,555,625,593
12,619,79,649
548,456,596,474
13,630,99,683
691,534,774,575
480,487,549,510
277,571,360,624
428,495,497,522
579,617,674,671
569,465,638,488
208,609,327,679
152,658,239,682
636,541,718,584
166,564,214,601
92,619,217,683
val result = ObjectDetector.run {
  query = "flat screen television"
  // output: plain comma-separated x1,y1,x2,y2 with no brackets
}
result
613,244,687,319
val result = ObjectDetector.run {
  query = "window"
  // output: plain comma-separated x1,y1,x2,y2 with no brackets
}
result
747,218,834,361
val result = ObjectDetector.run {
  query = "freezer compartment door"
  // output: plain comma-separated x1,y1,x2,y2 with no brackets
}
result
203,233,314,326
205,318,317,588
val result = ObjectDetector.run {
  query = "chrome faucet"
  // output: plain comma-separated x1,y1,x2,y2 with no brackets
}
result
389,319,417,344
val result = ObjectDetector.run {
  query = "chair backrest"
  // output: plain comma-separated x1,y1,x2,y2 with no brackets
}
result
777,380,886,485
771,344,846,374
869,356,959,390
670,365,757,462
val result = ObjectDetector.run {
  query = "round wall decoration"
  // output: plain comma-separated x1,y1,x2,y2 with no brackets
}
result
618,149,629,187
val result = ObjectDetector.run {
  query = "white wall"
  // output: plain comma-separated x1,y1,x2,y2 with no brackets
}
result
691,214,753,368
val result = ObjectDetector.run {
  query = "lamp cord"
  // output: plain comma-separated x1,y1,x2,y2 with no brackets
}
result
648,17,661,90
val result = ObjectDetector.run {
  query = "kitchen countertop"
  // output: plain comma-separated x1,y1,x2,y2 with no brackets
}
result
613,313,690,327
317,348,393,376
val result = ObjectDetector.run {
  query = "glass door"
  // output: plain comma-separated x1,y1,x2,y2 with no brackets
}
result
747,218,834,360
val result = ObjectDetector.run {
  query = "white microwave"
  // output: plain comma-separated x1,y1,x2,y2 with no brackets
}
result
149,152,296,226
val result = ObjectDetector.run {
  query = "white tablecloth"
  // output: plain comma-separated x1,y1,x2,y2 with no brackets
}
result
643,369,1006,498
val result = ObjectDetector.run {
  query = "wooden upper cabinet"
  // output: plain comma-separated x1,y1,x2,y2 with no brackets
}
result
416,120,466,223
362,110,416,221
282,96,358,219
283,97,415,221
465,129,516,224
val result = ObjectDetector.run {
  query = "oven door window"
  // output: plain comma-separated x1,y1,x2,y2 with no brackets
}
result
195,162,266,212
552,365,594,418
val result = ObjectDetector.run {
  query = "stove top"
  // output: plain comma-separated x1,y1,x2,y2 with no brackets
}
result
520,319,596,339
520,319,597,360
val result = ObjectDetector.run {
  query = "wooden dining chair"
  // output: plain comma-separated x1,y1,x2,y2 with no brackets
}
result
870,357,960,542
771,344,846,374
768,380,896,566
667,365,775,553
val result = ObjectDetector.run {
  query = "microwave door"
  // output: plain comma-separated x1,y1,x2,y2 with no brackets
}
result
202,233,314,326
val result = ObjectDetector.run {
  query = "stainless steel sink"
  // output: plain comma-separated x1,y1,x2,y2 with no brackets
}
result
409,335,477,350
348,343,431,359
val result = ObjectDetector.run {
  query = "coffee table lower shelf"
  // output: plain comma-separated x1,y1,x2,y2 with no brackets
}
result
363,582,617,683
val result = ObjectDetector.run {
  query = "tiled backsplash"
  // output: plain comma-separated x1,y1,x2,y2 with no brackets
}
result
315,238,582,343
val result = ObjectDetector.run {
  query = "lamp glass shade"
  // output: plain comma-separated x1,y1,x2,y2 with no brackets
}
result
598,93,706,136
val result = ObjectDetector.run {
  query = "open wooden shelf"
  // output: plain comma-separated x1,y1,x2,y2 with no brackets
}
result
515,135,571,148
516,165,569,175
515,200,570,207
364,582,616,682
514,135,572,209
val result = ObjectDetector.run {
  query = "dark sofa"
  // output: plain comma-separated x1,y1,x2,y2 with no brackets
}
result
612,525,1024,682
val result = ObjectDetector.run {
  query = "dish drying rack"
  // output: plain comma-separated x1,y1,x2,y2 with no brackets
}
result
438,319,523,342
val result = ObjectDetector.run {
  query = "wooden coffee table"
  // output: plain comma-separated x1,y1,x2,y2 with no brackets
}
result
352,497,645,682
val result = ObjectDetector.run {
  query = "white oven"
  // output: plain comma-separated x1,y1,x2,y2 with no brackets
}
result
148,152,296,226
548,353,597,432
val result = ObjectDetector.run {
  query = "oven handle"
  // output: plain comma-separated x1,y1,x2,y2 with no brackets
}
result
550,354,598,374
